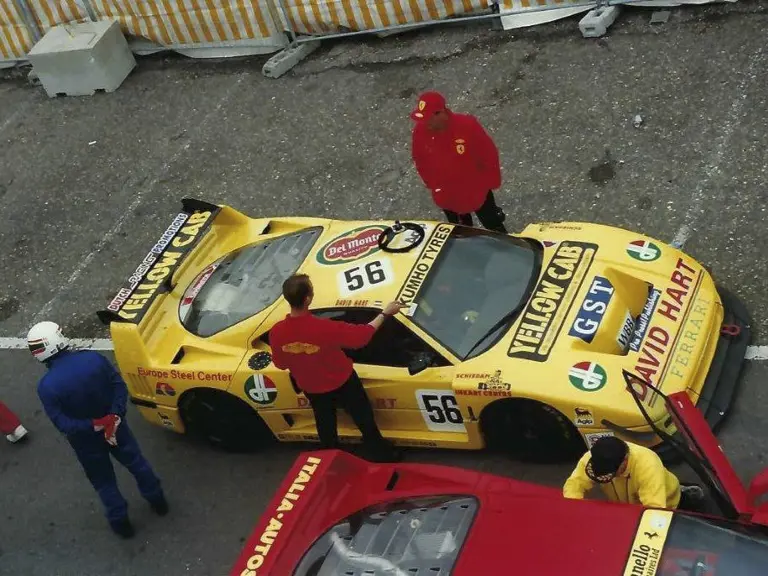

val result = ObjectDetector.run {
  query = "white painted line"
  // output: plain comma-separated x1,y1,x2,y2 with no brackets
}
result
745,346,768,361
27,72,250,334
0,337,114,351
671,47,764,249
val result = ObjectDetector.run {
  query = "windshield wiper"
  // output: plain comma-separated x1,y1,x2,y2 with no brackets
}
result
462,302,527,360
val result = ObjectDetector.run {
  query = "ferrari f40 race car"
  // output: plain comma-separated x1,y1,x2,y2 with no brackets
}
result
230,387,768,576
98,198,750,459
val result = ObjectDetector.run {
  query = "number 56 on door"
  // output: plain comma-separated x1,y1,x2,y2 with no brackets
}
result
416,390,466,433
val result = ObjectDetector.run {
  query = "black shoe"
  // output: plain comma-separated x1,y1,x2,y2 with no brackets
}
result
110,517,135,539
149,495,169,516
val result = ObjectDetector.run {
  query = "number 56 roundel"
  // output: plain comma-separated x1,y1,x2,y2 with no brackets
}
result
416,390,466,433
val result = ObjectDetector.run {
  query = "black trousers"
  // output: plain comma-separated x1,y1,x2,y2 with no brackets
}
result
443,190,507,233
305,371,392,457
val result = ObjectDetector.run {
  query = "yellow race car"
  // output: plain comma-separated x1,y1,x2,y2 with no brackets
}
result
97,198,751,461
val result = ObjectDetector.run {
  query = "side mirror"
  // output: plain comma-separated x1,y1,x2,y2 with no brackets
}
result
408,352,432,376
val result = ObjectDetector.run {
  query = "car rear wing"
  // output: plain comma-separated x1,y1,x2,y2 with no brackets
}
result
96,197,261,329
230,450,371,576
624,370,768,525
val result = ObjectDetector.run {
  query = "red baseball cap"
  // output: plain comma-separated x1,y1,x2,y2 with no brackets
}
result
410,91,447,121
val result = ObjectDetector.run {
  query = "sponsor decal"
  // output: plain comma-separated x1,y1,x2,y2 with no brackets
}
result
337,258,394,297
669,297,711,381
396,225,453,306
455,373,492,380
157,413,174,428
617,310,635,351
630,287,661,352
539,224,583,232
281,342,320,354
455,388,513,398
396,439,438,448
478,370,511,392
569,362,608,392
240,456,322,576
155,382,176,396
507,242,597,361
298,396,396,409
630,258,700,404
316,225,386,265
107,209,216,322
626,240,661,262
622,510,673,576
335,298,380,307
138,367,232,382
245,374,278,405
568,276,614,343
248,351,273,371
585,431,613,447
574,407,595,427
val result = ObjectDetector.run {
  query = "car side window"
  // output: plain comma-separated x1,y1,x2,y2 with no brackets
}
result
314,308,450,369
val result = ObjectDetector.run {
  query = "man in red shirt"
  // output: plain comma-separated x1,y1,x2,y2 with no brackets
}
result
270,274,406,462
410,91,507,233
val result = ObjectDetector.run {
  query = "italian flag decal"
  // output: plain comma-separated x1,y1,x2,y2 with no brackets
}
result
626,240,661,262
569,362,608,392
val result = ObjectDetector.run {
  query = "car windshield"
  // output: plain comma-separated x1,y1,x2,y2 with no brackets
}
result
293,495,478,576
408,227,541,359
180,227,322,337
657,514,768,575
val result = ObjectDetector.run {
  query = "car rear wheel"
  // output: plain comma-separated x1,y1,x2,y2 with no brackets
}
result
179,389,274,453
481,399,586,463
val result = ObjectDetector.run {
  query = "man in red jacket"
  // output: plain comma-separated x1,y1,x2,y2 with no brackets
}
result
270,274,406,462
410,91,507,233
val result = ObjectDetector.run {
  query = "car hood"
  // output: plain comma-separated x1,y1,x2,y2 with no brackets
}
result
457,222,723,428
231,451,646,576
455,492,643,575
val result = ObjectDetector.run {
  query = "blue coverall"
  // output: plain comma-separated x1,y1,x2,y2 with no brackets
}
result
37,349,164,526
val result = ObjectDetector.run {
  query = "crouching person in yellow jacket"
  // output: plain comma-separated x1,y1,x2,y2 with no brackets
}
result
563,436,704,510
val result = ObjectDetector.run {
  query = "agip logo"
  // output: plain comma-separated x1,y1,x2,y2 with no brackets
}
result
317,225,386,265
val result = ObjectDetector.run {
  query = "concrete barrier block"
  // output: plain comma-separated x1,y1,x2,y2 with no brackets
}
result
262,40,321,79
579,6,622,38
27,21,136,97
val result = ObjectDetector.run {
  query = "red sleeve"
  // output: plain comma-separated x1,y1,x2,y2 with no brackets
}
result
411,126,440,190
469,117,501,190
319,317,376,349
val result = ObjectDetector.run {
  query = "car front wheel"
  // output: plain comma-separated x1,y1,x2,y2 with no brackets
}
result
179,389,274,453
481,399,586,463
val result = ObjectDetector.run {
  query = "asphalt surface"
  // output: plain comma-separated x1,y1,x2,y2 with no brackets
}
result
1,2,767,574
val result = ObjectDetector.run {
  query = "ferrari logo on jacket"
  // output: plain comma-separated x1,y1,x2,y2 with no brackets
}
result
282,342,320,355
455,138,466,155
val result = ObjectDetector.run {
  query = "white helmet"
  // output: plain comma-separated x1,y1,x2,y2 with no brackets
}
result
27,321,69,362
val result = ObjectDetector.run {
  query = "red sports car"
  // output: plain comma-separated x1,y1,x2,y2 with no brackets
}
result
231,380,768,576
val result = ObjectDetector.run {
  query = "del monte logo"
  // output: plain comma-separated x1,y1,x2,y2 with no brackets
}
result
317,225,386,265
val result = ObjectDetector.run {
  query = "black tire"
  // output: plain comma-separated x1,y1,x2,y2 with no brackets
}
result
481,399,585,463
179,389,274,453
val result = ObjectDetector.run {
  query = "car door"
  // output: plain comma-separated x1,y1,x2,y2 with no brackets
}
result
312,308,469,444
624,369,753,520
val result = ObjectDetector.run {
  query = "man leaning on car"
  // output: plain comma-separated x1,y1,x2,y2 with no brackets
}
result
270,274,406,463
563,436,705,511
